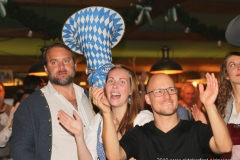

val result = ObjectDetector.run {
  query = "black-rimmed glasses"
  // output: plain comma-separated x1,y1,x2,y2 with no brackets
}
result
147,87,178,97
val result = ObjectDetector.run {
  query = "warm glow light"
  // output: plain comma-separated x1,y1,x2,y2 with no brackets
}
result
192,81,198,87
150,46,183,75
3,78,23,86
186,78,206,85
3,82,20,86
79,81,86,86
28,72,47,76
150,70,183,74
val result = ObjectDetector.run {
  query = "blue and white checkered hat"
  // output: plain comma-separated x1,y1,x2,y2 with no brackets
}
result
62,6,125,87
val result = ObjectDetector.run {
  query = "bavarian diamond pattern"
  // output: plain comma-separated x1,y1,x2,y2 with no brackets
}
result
62,7,125,87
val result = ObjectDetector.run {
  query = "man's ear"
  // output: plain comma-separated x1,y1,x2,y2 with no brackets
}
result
44,65,48,74
145,94,151,105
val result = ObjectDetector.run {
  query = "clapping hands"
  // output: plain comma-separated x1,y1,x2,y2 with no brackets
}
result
58,110,83,137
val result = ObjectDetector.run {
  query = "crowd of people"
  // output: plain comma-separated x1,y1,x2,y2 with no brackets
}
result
0,9,239,160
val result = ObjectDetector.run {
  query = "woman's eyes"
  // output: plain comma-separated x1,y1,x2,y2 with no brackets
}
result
119,80,125,84
229,63,235,67
106,79,126,85
107,79,113,84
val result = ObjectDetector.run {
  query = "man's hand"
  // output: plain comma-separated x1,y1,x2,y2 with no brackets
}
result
191,104,208,124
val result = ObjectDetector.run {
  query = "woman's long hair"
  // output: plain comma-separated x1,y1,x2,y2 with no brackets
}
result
105,65,142,135
216,52,240,118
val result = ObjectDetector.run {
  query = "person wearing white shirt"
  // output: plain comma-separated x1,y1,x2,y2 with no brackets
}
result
58,65,154,160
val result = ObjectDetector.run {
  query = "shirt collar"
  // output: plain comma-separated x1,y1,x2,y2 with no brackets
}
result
43,81,85,97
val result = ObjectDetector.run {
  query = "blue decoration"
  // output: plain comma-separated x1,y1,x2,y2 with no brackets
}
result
62,7,125,88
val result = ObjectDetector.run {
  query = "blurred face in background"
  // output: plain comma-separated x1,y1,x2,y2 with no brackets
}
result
182,85,195,105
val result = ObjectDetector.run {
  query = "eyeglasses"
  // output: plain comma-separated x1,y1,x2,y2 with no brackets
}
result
147,87,178,97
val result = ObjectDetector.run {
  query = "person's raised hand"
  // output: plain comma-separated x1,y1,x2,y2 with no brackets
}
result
191,104,208,124
58,110,83,136
199,73,218,108
91,87,111,114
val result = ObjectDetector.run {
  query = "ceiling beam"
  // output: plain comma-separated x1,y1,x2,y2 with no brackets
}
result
0,56,222,73
2,1,237,40
15,0,134,8
14,0,239,15
0,29,215,42
123,32,214,42
0,28,45,39
15,0,186,10
181,1,240,15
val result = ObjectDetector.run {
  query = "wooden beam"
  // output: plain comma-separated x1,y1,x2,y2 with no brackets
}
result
0,28,45,39
2,0,237,40
0,56,222,74
14,0,239,15
0,29,218,41
123,32,214,42
181,1,240,15
15,0,136,9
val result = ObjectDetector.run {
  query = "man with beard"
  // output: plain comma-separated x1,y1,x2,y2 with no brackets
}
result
10,43,94,160
96,73,232,159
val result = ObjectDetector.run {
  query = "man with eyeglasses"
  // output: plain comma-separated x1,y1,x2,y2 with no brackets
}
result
98,73,232,159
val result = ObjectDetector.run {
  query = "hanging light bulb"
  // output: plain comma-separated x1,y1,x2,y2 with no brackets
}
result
184,27,190,34
217,40,222,47
164,15,169,22
27,30,32,38
150,46,183,74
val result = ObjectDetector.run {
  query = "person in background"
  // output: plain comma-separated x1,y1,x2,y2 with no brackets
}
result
13,75,44,107
178,82,203,120
19,89,35,103
58,65,154,160
23,75,45,91
0,82,15,160
216,52,240,159
10,42,94,160
13,88,24,106
138,71,148,110
96,73,232,159
178,83,198,110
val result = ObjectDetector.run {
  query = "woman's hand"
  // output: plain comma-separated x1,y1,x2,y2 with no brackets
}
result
91,87,111,114
58,110,83,136
199,73,218,107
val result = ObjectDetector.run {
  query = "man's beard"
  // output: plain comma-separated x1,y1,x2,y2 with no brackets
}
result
48,68,75,86
156,108,177,116
153,100,178,116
